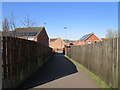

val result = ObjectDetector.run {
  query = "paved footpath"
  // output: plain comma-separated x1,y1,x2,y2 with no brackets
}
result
20,52,100,89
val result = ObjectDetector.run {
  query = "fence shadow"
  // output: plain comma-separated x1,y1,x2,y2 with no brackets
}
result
18,52,78,89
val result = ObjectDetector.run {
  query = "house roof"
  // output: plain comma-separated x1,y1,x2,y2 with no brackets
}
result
63,39,76,43
50,38,64,42
8,27,45,37
50,38,57,42
79,33,94,41
1,31,12,36
101,38,108,41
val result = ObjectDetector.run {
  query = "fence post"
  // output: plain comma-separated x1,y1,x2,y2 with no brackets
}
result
117,37,119,89
0,33,2,90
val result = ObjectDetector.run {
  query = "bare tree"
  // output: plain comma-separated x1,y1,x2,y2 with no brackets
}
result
2,17,9,31
20,14,37,28
105,29,118,38
0,18,2,31
9,12,16,30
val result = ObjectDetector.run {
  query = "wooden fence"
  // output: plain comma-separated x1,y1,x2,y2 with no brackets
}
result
0,36,2,90
66,38,119,88
2,36,53,88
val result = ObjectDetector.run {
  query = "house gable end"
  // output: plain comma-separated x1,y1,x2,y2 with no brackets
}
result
37,28,49,39
84,34,102,43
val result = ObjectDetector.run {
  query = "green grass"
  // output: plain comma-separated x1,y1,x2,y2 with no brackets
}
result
65,55,111,90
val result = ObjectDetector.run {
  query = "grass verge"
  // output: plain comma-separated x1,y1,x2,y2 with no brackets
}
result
65,55,111,90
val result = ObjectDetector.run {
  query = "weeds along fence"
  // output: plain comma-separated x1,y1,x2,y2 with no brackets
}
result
2,36,53,88
66,38,119,88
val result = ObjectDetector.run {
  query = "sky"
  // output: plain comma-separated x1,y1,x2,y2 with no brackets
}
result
1,0,119,2
2,2,118,40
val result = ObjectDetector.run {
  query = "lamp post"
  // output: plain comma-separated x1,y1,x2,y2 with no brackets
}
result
64,27,67,43
44,22,46,27
64,27,67,55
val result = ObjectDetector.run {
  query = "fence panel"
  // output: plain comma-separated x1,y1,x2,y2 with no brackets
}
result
2,36,53,88
67,38,118,88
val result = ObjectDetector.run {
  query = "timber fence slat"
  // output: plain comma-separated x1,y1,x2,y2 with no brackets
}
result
67,38,119,88
2,36,53,88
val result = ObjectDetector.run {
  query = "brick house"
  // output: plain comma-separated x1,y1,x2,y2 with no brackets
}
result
8,27,49,46
75,33,102,45
49,38,65,50
64,40,75,47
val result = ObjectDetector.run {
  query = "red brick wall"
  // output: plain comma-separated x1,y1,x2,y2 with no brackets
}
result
34,37,37,42
85,34,101,44
49,38,64,50
73,41,85,45
78,41,85,45
37,29,49,46
73,34,102,46
20,37,27,39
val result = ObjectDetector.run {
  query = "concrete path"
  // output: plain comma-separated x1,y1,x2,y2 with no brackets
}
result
19,52,100,89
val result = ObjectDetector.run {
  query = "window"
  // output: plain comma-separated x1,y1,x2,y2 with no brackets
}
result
69,43,73,46
87,41,91,44
28,37,34,40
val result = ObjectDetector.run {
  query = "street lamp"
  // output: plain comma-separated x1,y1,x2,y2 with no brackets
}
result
64,27,67,56
44,22,46,27
64,27,67,43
